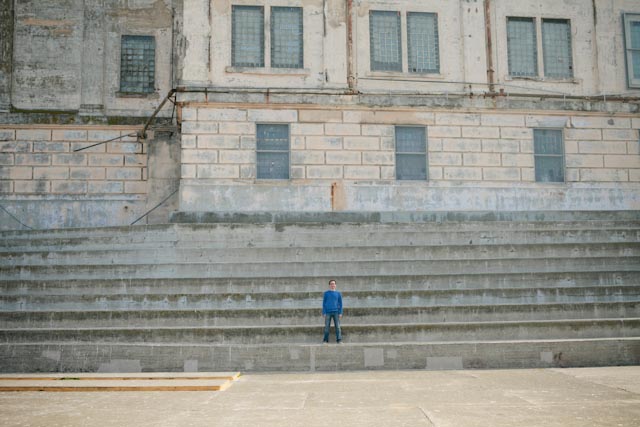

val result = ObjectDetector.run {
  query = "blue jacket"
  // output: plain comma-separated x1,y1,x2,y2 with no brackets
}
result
322,290,343,315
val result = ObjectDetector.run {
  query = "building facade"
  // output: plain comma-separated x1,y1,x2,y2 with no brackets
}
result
1,0,640,229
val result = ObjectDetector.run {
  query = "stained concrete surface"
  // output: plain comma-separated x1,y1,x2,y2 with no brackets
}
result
0,367,639,427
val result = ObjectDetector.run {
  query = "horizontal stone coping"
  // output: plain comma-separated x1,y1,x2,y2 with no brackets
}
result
170,210,640,224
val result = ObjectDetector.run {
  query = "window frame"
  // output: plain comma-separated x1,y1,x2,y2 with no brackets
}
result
533,128,566,183
119,35,156,95
256,123,291,180
505,16,574,81
368,10,440,75
270,6,304,69
394,125,429,181
623,13,640,88
231,5,304,70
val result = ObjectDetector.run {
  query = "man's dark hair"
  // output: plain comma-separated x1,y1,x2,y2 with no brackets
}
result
329,279,336,285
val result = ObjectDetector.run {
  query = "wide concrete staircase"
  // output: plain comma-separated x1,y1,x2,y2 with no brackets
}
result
1,212,639,372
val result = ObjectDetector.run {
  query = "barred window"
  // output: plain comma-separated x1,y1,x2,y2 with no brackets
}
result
507,17,537,77
395,126,428,181
542,19,573,79
407,12,439,74
232,6,265,67
271,7,303,69
120,35,155,93
534,129,565,183
623,13,640,88
505,17,573,80
257,124,289,180
370,11,402,72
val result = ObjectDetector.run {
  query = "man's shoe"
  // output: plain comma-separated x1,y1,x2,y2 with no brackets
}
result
323,341,328,345
337,340,342,344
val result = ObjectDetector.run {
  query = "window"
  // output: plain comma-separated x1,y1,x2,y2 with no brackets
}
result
542,19,573,79
370,11,402,72
257,124,289,179
534,129,564,183
507,18,537,77
232,6,265,67
232,5,303,69
271,7,304,68
370,11,439,74
120,35,155,93
395,126,427,181
623,13,640,88
407,12,439,73
506,17,573,79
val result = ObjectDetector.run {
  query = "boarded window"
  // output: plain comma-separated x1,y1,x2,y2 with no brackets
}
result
395,126,427,181
542,19,573,79
623,13,640,88
232,6,265,67
257,124,289,179
120,35,155,93
507,17,537,77
370,11,402,72
271,7,303,69
534,129,565,183
407,12,439,74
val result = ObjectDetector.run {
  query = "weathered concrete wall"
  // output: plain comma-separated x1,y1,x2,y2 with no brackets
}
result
11,0,178,117
0,0,13,111
179,0,640,97
595,0,640,95
178,104,640,212
13,1,84,111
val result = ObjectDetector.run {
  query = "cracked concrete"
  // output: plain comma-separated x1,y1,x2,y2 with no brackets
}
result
0,367,639,426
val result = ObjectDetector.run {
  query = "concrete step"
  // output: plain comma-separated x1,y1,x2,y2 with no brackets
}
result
2,256,638,280
1,242,638,266
2,318,639,344
0,378,233,392
2,286,638,311
2,302,638,328
3,271,637,295
2,226,639,252
3,338,638,372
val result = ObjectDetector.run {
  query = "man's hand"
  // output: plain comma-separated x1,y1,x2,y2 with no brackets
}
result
339,314,342,318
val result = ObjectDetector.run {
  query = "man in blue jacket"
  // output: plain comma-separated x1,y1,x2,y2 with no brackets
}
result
322,279,343,343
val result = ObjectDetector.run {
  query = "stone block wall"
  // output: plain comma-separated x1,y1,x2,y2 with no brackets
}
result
0,126,148,196
178,105,640,212
180,105,640,184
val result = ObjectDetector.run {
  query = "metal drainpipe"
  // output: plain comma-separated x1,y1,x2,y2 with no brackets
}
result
346,0,356,92
484,0,495,94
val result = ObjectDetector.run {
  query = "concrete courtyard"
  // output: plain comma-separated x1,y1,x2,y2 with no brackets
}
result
1,366,639,426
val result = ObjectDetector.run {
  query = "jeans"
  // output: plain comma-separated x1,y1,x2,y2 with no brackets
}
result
323,313,342,342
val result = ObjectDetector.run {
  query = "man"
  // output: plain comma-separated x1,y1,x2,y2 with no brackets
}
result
322,279,343,343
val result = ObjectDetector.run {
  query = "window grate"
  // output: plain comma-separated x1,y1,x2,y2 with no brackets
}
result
370,11,402,72
534,129,564,182
507,17,537,77
271,7,303,69
257,124,289,179
407,12,439,74
542,19,573,79
232,6,265,67
395,126,427,181
120,35,155,93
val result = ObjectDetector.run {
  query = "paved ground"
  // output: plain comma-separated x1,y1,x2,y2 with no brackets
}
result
1,367,639,426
